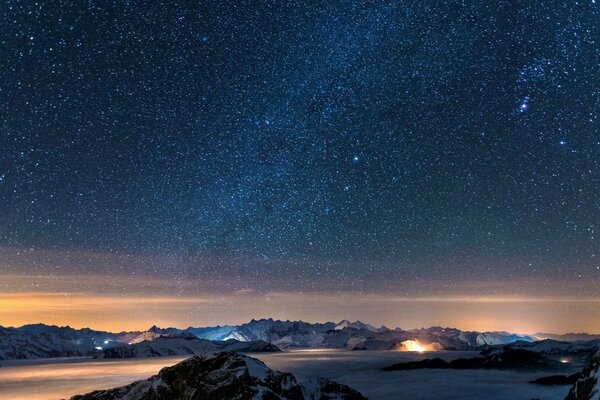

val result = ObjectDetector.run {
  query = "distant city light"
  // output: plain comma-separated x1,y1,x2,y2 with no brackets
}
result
397,339,432,353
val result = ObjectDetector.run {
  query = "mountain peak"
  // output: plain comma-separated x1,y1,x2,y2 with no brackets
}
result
335,320,377,332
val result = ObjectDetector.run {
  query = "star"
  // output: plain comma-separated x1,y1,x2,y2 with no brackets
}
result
0,0,597,332
518,96,530,112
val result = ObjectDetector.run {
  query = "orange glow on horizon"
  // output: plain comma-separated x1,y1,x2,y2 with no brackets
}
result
2,274,600,334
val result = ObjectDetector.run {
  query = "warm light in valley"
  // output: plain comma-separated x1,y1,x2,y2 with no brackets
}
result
395,340,439,353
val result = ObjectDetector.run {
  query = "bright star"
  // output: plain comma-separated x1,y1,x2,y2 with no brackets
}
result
519,96,530,112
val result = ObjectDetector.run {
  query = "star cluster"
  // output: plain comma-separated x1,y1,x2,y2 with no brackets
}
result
1,1,599,294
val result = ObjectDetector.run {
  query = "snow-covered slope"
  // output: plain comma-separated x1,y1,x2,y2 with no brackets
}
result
70,352,367,400
184,324,236,340
219,318,338,349
335,320,378,332
565,350,600,400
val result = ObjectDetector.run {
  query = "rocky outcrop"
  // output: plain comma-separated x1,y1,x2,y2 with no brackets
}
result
565,351,600,400
70,352,367,400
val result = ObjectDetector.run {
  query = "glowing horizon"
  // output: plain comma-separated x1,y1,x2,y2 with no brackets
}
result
3,274,600,334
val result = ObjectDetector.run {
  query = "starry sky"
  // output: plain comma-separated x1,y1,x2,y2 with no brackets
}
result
1,1,600,332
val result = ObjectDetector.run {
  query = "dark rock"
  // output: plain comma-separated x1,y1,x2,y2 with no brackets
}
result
383,350,563,371
382,357,449,371
565,351,600,400
70,352,367,400
530,373,582,386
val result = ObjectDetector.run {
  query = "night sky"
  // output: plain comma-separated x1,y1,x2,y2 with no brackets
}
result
1,1,600,332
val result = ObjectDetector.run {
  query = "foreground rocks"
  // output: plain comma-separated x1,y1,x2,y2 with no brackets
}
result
70,351,367,400
565,351,600,400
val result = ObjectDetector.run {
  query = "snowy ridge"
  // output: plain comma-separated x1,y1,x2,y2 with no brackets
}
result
334,320,379,332
184,325,236,340
565,350,600,400
220,318,337,345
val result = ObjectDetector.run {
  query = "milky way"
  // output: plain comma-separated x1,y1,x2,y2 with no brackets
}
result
1,1,599,325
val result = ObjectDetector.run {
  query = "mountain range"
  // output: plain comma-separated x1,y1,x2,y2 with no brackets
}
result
0,318,582,361
96,334,280,358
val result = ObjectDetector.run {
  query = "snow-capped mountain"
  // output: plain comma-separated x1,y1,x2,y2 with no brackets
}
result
190,319,535,351
96,334,280,358
218,318,338,348
334,320,378,332
565,350,600,400
146,325,183,336
351,326,536,351
70,352,367,400
409,326,535,349
0,319,581,361
141,324,240,340
184,324,236,340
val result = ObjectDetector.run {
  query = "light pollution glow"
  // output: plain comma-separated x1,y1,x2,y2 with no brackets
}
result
395,340,437,352
2,274,600,334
